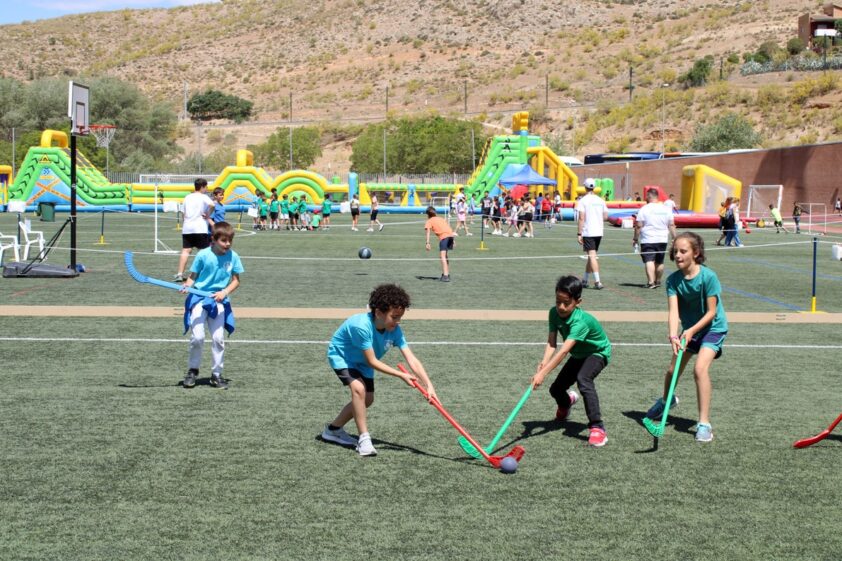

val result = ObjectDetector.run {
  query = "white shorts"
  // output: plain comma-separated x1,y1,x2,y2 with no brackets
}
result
281,213,289,220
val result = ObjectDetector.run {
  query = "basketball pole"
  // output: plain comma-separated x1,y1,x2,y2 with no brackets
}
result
70,132,77,270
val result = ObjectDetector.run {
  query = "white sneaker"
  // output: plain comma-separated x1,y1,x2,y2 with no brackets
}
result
512,233,521,238
503,232,509,237
356,432,377,456
352,227,358,231
466,232,473,236
321,425,358,447
378,224,384,231
366,228,374,232
453,232,459,237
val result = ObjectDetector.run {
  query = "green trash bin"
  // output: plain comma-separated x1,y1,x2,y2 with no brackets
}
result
38,202,56,222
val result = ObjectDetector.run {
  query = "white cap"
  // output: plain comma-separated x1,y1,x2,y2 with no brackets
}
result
584,178,596,189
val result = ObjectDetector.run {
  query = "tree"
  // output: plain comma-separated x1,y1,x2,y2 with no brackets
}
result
252,126,321,170
187,89,253,123
350,116,487,174
689,113,761,152
786,37,805,56
679,56,714,88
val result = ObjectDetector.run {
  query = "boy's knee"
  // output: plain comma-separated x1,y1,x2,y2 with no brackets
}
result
365,393,375,407
211,332,225,348
189,335,204,348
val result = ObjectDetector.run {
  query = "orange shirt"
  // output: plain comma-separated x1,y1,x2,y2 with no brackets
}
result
425,216,454,240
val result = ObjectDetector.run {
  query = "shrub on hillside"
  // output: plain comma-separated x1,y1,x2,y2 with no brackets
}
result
187,90,253,123
689,113,760,152
679,56,713,87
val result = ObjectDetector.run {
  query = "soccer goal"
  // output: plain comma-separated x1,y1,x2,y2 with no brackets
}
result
795,202,828,235
745,185,783,224
153,176,178,254
430,196,450,220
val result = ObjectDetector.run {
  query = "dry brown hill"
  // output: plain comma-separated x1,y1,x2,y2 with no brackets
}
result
1,0,838,171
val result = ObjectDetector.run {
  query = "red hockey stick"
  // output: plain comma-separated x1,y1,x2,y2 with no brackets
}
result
398,364,524,468
793,413,842,449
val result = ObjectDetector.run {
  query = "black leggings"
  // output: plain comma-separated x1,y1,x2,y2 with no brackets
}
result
549,355,606,428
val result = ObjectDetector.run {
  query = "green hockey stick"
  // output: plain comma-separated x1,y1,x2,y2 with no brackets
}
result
643,342,684,449
458,384,533,459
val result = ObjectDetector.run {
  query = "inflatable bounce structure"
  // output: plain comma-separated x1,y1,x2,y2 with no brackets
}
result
0,113,741,225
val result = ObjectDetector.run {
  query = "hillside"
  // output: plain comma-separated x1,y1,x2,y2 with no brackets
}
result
1,0,840,172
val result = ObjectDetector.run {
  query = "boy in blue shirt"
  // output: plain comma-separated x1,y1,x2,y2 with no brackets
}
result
322,284,438,456
180,221,244,390
209,187,225,234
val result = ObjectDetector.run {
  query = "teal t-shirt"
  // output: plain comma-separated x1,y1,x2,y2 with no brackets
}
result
259,201,269,217
548,307,611,364
311,214,322,227
298,200,308,213
269,199,279,212
666,265,728,334
280,200,289,213
190,247,244,293
322,200,332,215
327,312,408,378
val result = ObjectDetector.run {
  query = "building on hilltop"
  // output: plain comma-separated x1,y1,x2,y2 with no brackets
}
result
798,3,842,49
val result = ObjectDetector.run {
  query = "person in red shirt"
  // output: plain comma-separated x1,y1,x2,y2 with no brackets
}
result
424,206,456,282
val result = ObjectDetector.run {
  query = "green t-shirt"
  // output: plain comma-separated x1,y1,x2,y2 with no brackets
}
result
548,307,611,364
322,200,332,215
258,201,269,217
666,265,728,334
298,200,308,213
269,199,279,212
770,208,782,222
280,200,289,213
311,214,322,227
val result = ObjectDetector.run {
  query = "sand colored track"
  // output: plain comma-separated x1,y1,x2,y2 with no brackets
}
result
1,306,841,323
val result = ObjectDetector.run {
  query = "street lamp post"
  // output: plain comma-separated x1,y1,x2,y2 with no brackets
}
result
660,83,670,154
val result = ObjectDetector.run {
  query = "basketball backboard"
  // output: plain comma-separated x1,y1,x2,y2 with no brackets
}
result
68,81,90,136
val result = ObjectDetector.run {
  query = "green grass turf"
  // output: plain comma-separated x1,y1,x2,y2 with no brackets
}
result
0,316,840,560
0,210,839,312
1,211,841,559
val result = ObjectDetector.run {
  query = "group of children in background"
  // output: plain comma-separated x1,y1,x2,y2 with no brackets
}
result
181,182,728,456
252,190,333,231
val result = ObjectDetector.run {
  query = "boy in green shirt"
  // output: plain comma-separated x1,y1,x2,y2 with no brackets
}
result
280,195,290,230
258,193,269,231
321,194,332,229
769,204,785,233
531,275,611,447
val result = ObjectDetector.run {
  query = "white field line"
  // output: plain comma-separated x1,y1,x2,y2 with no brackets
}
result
0,336,840,350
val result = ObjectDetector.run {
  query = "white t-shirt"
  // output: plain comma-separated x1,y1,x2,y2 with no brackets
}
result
182,191,214,235
578,193,607,237
636,202,674,244
663,198,676,212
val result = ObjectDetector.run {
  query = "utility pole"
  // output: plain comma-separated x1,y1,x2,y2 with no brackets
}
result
464,80,468,114
182,82,188,120
385,85,389,115
628,65,634,101
288,93,293,169
545,74,549,107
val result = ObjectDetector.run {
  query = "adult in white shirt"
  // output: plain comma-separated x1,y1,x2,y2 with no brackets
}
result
633,188,676,289
663,193,677,213
175,178,215,282
577,178,609,289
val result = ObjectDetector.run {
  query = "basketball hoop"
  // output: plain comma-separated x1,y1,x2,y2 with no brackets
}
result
89,124,117,148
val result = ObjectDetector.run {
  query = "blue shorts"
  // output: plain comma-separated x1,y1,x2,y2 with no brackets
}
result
439,237,455,252
686,331,726,359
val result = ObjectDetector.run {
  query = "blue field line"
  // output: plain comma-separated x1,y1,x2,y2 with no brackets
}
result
721,286,804,311
724,256,842,281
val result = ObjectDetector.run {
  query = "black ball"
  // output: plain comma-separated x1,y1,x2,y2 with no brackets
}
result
358,247,372,259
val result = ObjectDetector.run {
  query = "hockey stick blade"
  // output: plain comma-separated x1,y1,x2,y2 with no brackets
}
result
124,251,213,297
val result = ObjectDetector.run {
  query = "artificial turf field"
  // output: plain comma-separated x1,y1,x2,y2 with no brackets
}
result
1,210,841,560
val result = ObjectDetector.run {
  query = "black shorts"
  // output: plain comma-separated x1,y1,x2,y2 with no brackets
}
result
582,236,601,252
640,242,667,264
351,209,360,217
438,236,455,252
370,210,379,220
270,211,279,220
182,233,210,250
522,212,533,223
333,368,374,392
292,212,299,220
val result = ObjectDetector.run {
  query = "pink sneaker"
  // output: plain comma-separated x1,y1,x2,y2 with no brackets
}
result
555,390,580,421
588,427,607,447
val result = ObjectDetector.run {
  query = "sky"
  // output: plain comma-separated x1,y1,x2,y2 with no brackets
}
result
0,0,220,25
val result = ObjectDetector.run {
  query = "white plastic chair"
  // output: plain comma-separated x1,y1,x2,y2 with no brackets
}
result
0,232,20,264
18,221,45,260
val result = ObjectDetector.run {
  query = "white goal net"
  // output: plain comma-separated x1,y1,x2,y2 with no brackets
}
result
794,202,827,235
745,185,782,223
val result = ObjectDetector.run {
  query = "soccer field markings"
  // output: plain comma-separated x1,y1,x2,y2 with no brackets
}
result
1,336,841,350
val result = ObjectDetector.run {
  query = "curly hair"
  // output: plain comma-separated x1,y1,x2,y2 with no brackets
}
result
369,284,411,313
